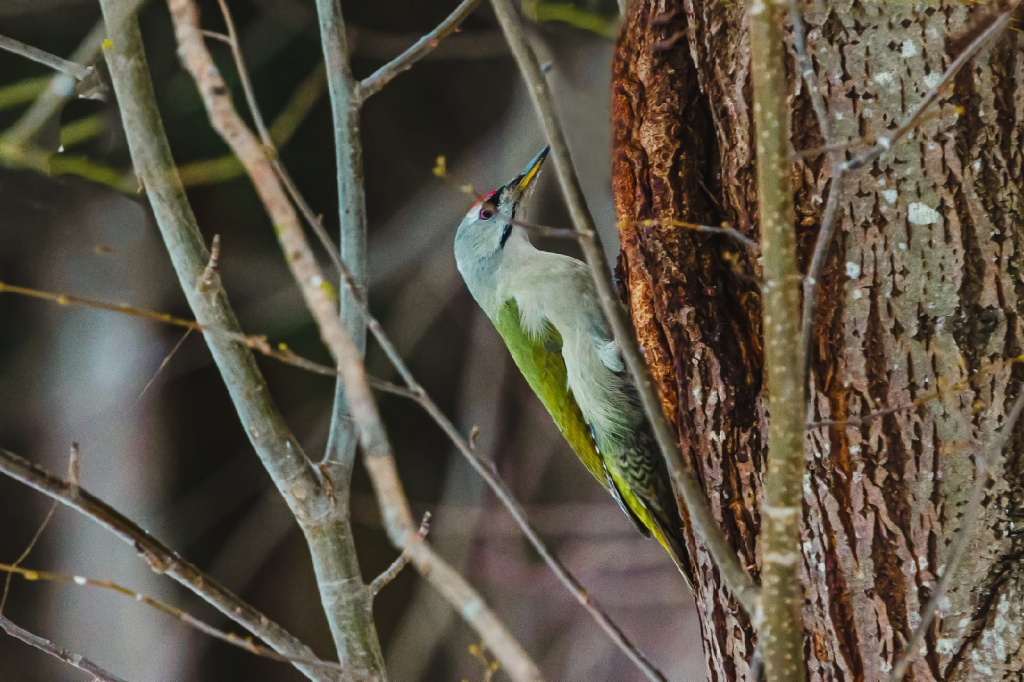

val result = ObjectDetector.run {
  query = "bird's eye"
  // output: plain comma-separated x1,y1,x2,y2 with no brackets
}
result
479,207,495,220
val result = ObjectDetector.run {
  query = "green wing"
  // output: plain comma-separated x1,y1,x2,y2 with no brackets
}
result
493,300,691,580
492,300,605,487
491,301,692,577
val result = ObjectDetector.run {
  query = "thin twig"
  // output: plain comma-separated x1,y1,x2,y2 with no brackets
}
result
167,0,354,383
802,3,1019,403
510,218,578,240
843,3,1019,172
487,0,760,616
0,498,58,614
164,0,546,676
211,0,346,277
281,167,666,679
0,278,197,328
809,354,1024,428
0,34,93,81
517,216,760,253
748,0,806,676
5,21,107,145
0,243,661,679
0,563,345,673
624,218,761,253
201,29,232,44
0,614,128,682
370,512,431,596
788,3,830,144
98,4,370,677
314,0,369,507
0,447,339,682
789,0,845,401
0,279,337,377
469,641,502,682
888,390,1024,682
198,233,222,292
0,277,461,398
349,26,507,62
799,170,842,394
357,0,482,101
171,0,655,676
213,0,269,144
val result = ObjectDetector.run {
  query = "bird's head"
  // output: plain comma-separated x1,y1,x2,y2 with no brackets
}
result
454,146,549,278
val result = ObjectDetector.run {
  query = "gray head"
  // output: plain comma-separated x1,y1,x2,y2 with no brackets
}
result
453,146,549,309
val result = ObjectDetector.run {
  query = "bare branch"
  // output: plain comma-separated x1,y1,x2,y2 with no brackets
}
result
0,278,347,378
0,34,93,81
210,0,346,278
6,21,107,145
510,218,578,240
0,498,57,614
624,218,760,253
166,0,390,670
2,245,663,678
313,4,549,677
370,512,431,596
313,0,367,500
0,562,345,674
802,4,1020,408
277,162,666,677
98,2,379,676
789,0,846,402
162,1,549,676
358,0,482,101
349,26,507,62
843,2,1019,172
517,216,759,253
0,447,337,682
487,0,760,616
0,614,128,682
888,390,1024,682
748,0,806,677
809,354,1024,429
363,456,546,682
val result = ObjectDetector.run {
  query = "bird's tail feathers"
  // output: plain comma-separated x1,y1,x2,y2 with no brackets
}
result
652,517,695,589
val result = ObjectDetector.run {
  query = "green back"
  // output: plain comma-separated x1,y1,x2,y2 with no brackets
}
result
491,301,688,579
493,300,606,488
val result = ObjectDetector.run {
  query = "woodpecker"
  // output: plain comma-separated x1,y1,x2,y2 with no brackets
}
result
453,147,693,585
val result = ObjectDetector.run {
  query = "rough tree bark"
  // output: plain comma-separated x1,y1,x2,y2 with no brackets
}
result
612,1,1024,680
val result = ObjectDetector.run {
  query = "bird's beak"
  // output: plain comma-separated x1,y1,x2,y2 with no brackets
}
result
506,146,550,201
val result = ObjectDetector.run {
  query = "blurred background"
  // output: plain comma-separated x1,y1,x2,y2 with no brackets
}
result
0,0,701,679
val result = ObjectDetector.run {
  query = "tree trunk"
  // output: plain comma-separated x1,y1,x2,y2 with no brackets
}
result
611,2,1024,680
